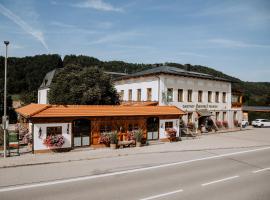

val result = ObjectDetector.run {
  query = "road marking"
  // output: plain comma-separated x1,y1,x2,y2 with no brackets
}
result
140,189,183,200
0,146,270,193
252,167,270,173
201,175,239,186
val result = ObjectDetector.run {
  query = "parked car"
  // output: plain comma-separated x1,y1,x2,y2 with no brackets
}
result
252,119,270,127
241,120,249,128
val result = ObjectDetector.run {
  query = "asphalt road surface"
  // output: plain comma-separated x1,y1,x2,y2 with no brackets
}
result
1,145,270,200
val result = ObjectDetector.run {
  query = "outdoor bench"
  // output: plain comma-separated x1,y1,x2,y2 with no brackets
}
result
118,140,135,148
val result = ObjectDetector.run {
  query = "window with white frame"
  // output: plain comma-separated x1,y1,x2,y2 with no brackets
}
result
167,88,173,102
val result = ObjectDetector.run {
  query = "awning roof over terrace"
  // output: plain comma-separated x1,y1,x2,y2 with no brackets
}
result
16,104,186,118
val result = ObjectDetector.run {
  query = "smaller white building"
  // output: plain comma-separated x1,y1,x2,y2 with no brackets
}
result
38,69,57,104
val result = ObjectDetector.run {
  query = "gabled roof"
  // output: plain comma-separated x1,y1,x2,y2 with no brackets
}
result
39,69,127,90
39,69,58,89
115,66,231,82
16,104,185,118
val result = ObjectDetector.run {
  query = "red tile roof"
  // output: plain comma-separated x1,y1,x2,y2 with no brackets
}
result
15,103,51,118
16,104,185,118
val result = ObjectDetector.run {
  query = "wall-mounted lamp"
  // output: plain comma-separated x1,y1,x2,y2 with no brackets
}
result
67,124,70,134
38,127,42,139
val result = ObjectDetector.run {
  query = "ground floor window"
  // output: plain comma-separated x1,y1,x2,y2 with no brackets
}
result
100,125,112,133
233,111,237,121
128,123,139,131
47,126,62,136
216,112,220,121
223,112,227,121
165,121,173,130
188,113,193,123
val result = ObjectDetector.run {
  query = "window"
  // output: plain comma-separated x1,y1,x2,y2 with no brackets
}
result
198,90,203,102
47,126,62,136
178,89,183,102
100,125,112,133
222,92,226,103
216,112,220,120
137,89,141,101
167,88,173,102
233,111,237,120
165,122,173,130
128,89,132,101
128,124,139,131
215,92,219,103
119,90,124,101
188,90,192,102
223,112,227,121
147,88,152,101
188,113,193,123
208,91,212,103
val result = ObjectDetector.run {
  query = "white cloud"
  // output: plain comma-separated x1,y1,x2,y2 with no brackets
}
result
208,38,270,48
177,52,208,58
89,31,142,45
0,3,48,50
73,0,123,12
50,21,76,28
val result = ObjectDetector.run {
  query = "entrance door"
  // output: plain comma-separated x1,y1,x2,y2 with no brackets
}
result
147,117,159,140
73,119,91,147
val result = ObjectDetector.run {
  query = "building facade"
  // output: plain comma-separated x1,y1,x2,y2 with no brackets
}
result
16,104,185,153
114,66,242,128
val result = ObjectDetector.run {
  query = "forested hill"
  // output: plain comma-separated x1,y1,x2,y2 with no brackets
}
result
0,54,269,107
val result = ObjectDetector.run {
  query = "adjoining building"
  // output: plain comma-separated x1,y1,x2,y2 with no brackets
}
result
16,104,185,153
114,66,243,128
37,69,127,104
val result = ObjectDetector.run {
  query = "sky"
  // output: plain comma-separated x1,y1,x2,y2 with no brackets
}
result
0,0,270,82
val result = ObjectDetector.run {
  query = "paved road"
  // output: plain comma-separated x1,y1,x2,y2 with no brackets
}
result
1,146,270,200
0,127,270,200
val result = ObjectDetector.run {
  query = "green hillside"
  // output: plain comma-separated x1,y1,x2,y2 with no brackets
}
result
0,54,269,123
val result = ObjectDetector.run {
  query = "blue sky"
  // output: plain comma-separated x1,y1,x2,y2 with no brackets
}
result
0,0,270,82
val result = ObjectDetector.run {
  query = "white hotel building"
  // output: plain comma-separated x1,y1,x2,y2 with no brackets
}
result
114,66,242,128
38,66,242,129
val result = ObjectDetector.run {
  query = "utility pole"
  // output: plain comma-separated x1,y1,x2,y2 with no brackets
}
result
3,41,9,158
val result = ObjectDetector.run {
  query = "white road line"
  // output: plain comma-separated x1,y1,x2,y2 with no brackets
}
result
140,189,183,200
0,146,270,193
201,175,239,186
252,167,270,173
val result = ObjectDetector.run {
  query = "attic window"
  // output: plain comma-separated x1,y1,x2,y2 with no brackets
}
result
44,79,48,85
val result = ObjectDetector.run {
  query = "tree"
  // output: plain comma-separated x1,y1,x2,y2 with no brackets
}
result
48,65,119,105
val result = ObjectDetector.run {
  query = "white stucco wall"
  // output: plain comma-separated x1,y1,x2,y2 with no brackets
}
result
38,88,50,104
114,74,239,129
159,119,180,139
160,74,232,110
33,123,72,151
114,76,159,101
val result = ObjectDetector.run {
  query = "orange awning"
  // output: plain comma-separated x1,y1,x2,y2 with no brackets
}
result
16,104,186,118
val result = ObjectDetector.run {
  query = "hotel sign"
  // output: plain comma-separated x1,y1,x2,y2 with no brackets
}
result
182,104,218,109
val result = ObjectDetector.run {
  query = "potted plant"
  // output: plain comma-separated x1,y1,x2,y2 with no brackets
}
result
133,129,143,147
216,120,223,129
109,131,118,149
166,128,177,142
99,133,110,147
43,135,65,149
222,121,228,128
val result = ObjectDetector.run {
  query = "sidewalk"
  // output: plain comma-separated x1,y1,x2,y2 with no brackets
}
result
0,127,269,168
